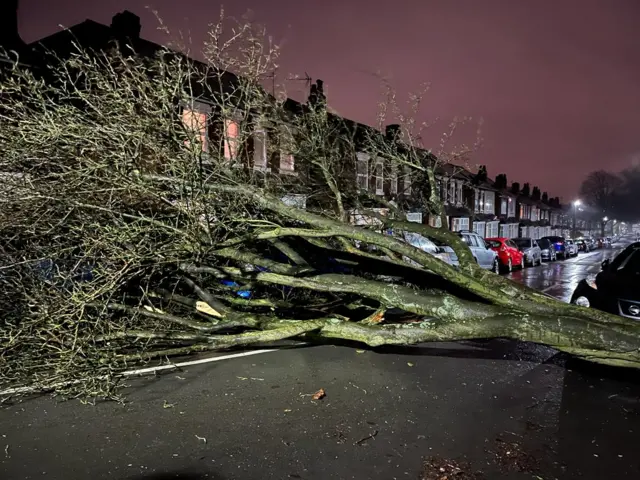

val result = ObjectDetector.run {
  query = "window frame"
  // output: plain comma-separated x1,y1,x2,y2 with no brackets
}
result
356,152,369,191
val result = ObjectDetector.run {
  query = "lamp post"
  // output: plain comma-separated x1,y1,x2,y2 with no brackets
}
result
602,216,608,237
572,200,581,238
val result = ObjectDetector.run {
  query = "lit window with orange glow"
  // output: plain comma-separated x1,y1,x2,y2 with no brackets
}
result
181,108,208,151
224,119,240,160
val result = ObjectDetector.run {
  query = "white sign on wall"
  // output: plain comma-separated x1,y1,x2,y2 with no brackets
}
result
406,212,423,223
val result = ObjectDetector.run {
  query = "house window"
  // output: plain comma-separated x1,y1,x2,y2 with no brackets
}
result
508,198,516,217
484,191,495,214
473,221,486,237
487,221,500,238
374,159,384,195
356,152,369,190
182,107,208,151
429,215,443,228
224,118,240,160
389,165,398,195
437,178,447,202
279,126,295,173
500,199,507,215
451,217,469,232
253,127,267,170
403,166,412,196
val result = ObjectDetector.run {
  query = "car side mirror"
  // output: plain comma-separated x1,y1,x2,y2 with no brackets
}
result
601,259,610,270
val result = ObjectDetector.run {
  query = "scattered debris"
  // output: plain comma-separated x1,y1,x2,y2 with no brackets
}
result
312,388,326,400
407,362,415,367
356,349,365,354
195,435,207,444
354,429,378,445
175,375,186,380
163,400,175,409
236,376,264,381
284,409,292,413
419,456,482,480
489,437,538,473
4,444,9,458
349,382,367,394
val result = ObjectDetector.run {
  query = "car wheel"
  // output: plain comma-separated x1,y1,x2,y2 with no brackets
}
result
491,258,499,274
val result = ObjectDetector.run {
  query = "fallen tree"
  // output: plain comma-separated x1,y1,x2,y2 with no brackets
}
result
1,15,639,399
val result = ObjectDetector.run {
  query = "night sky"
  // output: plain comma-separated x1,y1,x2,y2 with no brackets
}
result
19,0,640,200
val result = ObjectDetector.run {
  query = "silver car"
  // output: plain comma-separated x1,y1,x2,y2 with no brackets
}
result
565,239,579,256
458,231,499,272
513,237,543,266
537,238,557,261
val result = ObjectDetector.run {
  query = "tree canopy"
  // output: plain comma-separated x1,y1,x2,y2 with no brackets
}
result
1,17,640,400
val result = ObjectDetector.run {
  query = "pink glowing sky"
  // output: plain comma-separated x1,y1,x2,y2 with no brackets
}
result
19,0,640,200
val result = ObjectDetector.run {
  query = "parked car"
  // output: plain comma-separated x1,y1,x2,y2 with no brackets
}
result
586,237,597,250
457,231,499,272
564,239,579,256
570,242,640,319
401,231,460,267
537,238,557,261
575,238,589,252
541,236,569,259
512,237,543,266
485,237,525,272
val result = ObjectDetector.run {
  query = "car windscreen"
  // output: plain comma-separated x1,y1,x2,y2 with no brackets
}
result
618,249,640,276
402,232,437,252
545,237,563,243
513,238,530,249
537,239,551,248
485,239,501,248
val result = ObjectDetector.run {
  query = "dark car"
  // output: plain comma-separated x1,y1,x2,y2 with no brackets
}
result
570,242,640,319
537,238,557,261
540,236,568,259
575,238,590,252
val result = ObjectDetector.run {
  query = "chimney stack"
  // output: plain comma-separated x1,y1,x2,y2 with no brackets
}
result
385,124,401,142
110,11,141,39
307,79,326,107
0,0,25,52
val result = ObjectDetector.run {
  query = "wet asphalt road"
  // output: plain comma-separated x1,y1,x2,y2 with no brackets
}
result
504,245,623,302
1,243,639,480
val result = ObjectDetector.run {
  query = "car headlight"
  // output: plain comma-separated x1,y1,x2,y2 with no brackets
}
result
574,296,590,307
585,274,598,290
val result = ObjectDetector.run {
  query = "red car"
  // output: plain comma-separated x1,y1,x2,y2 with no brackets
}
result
485,237,525,273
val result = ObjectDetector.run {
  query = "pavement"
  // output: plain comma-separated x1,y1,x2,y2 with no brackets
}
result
1,244,639,480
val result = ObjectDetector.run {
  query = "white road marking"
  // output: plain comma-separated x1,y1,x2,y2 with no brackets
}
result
121,348,277,376
0,349,278,396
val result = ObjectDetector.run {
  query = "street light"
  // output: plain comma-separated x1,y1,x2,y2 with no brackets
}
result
572,199,581,238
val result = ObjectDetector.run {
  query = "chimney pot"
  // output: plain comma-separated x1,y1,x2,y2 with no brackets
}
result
110,11,141,39
0,0,25,51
